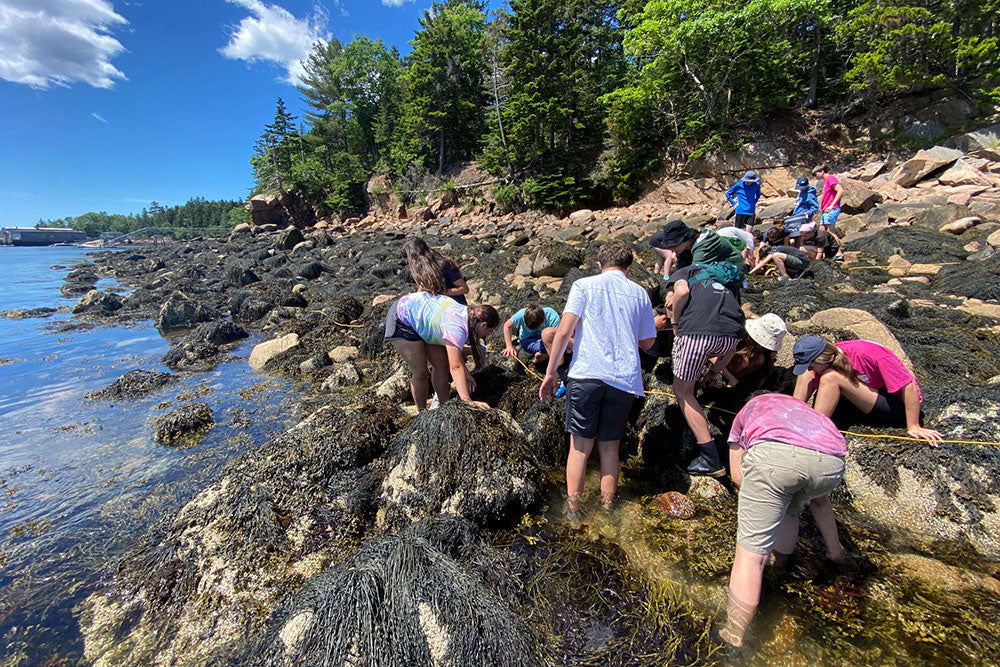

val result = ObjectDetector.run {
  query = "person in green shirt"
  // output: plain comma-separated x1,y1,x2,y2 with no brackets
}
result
648,220,745,285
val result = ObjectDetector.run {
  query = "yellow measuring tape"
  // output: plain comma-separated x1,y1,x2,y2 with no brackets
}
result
306,309,366,327
507,352,1000,446
846,261,962,271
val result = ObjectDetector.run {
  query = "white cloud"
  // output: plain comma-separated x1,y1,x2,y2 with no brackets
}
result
0,0,128,89
220,0,331,85
381,0,416,6
92,112,108,123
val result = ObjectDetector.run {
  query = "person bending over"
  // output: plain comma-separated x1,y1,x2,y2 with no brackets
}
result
501,303,562,365
799,227,843,261
385,289,498,411
540,240,659,518
791,336,942,444
721,393,847,648
723,313,788,388
649,220,745,281
402,236,470,305
749,244,810,280
666,263,745,476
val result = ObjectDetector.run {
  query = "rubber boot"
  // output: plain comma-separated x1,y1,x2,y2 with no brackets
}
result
686,441,725,477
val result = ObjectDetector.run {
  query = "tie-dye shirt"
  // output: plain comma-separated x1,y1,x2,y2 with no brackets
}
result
396,292,469,348
728,393,846,456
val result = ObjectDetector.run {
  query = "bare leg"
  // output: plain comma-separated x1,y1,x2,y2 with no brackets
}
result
652,247,672,275
566,434,595,510
772,513,801,555
721,545,767,647
810,495,846,562
772,255,789,277
673,377,712,443
424,343,452,405
813,370,879,417
392,339,429,410
542,326,572,356
597,439,620,509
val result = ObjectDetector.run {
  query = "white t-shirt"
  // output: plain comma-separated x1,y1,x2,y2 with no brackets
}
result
564,269,657,396
716,226,755,250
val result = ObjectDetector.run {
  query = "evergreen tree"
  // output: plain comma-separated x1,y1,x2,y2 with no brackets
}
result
392,0,489,176
252,97,299,192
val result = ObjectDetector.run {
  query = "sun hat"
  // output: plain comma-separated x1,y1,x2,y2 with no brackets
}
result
745,314,788,352
794,176,809,190
792,336,828,375
742,170,760,184
655,220,696,249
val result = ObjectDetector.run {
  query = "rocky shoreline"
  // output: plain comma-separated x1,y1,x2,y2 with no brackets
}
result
55,140,1000,664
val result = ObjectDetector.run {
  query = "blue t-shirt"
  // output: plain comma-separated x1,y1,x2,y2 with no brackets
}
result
510,306,560,342
726,182,761,215
792,185,819,220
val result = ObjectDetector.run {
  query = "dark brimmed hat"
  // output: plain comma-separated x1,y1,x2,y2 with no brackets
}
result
792,336,827,375
651,220,695,249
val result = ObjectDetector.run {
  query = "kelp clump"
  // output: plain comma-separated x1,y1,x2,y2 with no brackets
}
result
79,399,402,666
248,516,540,667
378,401,547,529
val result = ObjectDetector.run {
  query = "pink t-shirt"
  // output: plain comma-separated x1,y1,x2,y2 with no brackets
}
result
809,340,921,402
820,174,841,211
728,393,846,456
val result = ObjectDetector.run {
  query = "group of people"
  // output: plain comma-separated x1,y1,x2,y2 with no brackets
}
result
381,165,943,649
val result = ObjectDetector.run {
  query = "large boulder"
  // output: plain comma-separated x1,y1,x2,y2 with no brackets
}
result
155,292,216,334
86,369,177,401
248,193,285,227
72,289,123,314
937,158,995,187
531,241,582,278
192,320,249,346
839,178,883,214
248,517,540,667
249,333,300,371
378,402,546,529
894,146,964,187
274,227,305,251
945,123,1000,154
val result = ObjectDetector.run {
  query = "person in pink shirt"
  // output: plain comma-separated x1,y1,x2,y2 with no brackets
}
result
812,165,845,255
791,336,943,444
720,393,847,648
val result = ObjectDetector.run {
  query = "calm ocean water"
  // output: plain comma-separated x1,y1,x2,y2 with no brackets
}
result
0,246,296,664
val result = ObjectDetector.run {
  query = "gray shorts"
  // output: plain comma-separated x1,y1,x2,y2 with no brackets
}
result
736,440,845,555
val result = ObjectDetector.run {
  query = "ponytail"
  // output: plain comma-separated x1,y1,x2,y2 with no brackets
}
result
467,305,500,370
815,342,858,384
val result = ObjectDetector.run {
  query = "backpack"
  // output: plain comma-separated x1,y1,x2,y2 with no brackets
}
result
689,261,741,290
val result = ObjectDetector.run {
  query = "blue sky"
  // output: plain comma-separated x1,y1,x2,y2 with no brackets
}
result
0,0,435,226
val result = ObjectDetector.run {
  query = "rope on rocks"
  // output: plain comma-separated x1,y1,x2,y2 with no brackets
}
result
306,309,366,327
845,261,963,271
507,352,1000,446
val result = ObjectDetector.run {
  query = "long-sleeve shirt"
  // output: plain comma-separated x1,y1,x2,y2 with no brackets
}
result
792,185,819,219
725,181,761,215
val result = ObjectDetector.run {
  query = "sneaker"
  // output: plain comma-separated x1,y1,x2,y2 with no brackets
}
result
565,506,585,529
833,253,844,261
429,395,440,410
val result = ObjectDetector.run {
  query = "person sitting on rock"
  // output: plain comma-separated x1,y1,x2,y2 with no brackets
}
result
403,236,469,305
782,176,820,240
385,260,499,411
748,244,810,281
799,227,843,261
649,220,745,283
791,336,943,444
722,314,788,388
721,392,847,648
539,240,660,519
716,226,756,264
501,303,562,364
726,170,762,231
665,263,744,476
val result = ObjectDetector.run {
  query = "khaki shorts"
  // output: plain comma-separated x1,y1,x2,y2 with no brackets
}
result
736,440,845,555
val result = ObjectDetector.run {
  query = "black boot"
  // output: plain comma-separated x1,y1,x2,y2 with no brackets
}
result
686,441,725,477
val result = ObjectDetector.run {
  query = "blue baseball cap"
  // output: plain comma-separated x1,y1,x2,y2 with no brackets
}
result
792,336,827,375
795,177,809,190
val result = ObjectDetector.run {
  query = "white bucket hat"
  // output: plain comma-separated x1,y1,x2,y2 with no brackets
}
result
745,313,788,352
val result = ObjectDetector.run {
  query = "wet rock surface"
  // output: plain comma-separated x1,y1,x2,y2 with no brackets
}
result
153,402,214,445
87,369,177,401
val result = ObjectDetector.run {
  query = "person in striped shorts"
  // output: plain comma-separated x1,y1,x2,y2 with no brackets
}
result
665,263,745,476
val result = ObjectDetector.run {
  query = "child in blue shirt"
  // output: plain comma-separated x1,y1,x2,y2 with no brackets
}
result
726,171,762,231
501,303,562,364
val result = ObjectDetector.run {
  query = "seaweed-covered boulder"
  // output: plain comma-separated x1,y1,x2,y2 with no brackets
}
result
153,402,214,445
532,241,583,278
80,401,402,666
87,369,177,400
379,402,546,528
845,226,968,265
226,262,260,287
155,291,217,334
72,289,123,314
845,388,1000,559
248,517,540,667
275,227,305,250
192,320,249,346
933,253,1000,300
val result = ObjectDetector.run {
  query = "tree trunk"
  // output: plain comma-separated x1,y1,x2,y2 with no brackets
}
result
438,128,445,177
805,18,821,107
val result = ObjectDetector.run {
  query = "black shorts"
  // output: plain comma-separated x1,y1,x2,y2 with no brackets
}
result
565,379,635,442
781,253,808,277
735,213,756,230
384,301,421,342
833,389,913,427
